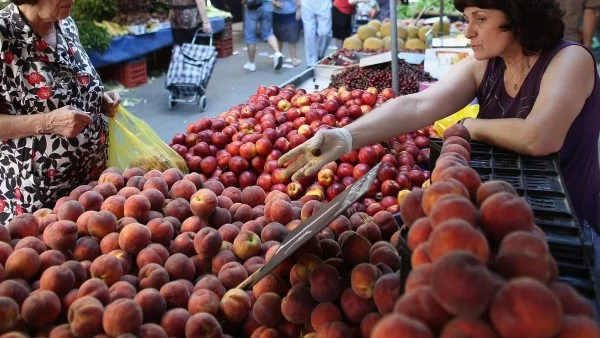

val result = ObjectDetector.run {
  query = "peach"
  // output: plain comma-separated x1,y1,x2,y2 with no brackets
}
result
435,166,481,199
188,289,220,316
0,296,19,333
244,256,265,274
428,219,489,263
315,321,353,337
241,185,267,207
79,190,104,211
231,203,255,223
172,232,197,257
357,222,382,244
133,288,167,324
208,206,232,228
39,265,75,296
97,232,118,255
99,172,125,190
143,169,162,179
550,282,595,318
242,220,264,236
0,222,10,243
371,273,401,314
299,200,323,221
496,231,552,282
222,186,242,203
143,177,169,197
99,195,126,220
118,186,142,199
308,263,340,303
351,264,381,301
220,288,252,323
555,315,600,338
340,287,377,323
253,292,283,327
405,263,433,293
90,254,123,286
145,218,174,246
442,123,471,142
371,313,433,338
320,238,340,259
189,188,218,218
21,290,61,329
185,313,223,338
203,179,225,195
407,217,432,250
422,179,470,215
0,279,30,307
399,188,427,226
252,272,287,299
341,232,371,266
476,180,518,205
264,199,294,224
349,212,370,231
138,263,169,290
36,209,59,233
218,195,234,209
169,179,197,200
75,210,94,236
67,296,104,337
0,241,13,265
251,326,282,338
439,317,497,338
311,302,343,332
194,275,226,299
394,286,452,333
233,230,262,260
373,211,400,241
77,278,110,305
109,280,136,302
219,223,241,243
211,249,237,275
428,195,478,229
39,249,67,273
281,282,316,325
103,299,143,337
127,175,148,191
5,248,40,280
480,192,534,245
109,248,133,273
162,253,194,281
160,308,191,338
7,213,39,238
261,222,288,243
70,184,94,199
164,198,193,222
161,168,184,187
139,323,169,338
53,196,75,214
160,280,191,309
123,167,145,181
119,222,151,255
361,312,383,338
72,236,100,262
265,190,291,204
218,261,249,289
43,220,78,251
61,260,86,287
58,200,86,222
122,194,151,223
193,227,223,259
431,251,494,317
490,278,563,338
14,235,45,253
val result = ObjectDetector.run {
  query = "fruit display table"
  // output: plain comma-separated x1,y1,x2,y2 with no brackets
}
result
88,16,227,69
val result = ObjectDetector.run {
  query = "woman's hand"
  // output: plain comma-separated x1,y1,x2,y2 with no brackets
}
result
44,106,93,138
202,22,212,33
278,128,353,182
102,91,121,118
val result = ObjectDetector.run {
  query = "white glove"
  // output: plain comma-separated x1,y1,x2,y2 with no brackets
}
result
278,128,353,182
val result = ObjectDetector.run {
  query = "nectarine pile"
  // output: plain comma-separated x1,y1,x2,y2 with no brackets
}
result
170,84,437,216
371,124,600,337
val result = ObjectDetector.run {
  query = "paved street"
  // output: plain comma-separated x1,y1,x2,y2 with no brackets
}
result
118,22,317,142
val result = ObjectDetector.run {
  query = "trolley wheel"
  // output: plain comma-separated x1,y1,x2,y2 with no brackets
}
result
199,95,207,111
168,93,177,109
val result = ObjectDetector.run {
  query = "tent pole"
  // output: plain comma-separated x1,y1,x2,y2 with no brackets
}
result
390,0,399,95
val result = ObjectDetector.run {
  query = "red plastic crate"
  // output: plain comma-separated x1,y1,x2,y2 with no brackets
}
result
216,37,234,58
115,58,148,88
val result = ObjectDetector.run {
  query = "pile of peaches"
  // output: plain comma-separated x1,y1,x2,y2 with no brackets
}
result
169,84,435,215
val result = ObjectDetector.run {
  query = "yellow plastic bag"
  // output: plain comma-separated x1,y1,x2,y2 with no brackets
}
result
433,104,480,136
108,106,188,173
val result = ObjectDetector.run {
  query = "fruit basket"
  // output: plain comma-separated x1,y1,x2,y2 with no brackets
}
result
429,137,597,299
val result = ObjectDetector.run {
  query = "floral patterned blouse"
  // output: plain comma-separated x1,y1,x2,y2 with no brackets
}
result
0,3,107,223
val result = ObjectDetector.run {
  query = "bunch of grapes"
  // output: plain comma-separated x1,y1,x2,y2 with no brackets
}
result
330,60,435,95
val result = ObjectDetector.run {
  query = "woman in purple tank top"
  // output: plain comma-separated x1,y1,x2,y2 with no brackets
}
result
279,0,600,269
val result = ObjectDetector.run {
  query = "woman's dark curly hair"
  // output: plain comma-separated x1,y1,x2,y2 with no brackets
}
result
10,0,39,5
454,0,564,55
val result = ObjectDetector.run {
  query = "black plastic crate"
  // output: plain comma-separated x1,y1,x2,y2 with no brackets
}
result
428,137,596,301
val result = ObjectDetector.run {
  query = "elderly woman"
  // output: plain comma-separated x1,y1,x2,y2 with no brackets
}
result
280,0,600,262
0,0,120,223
